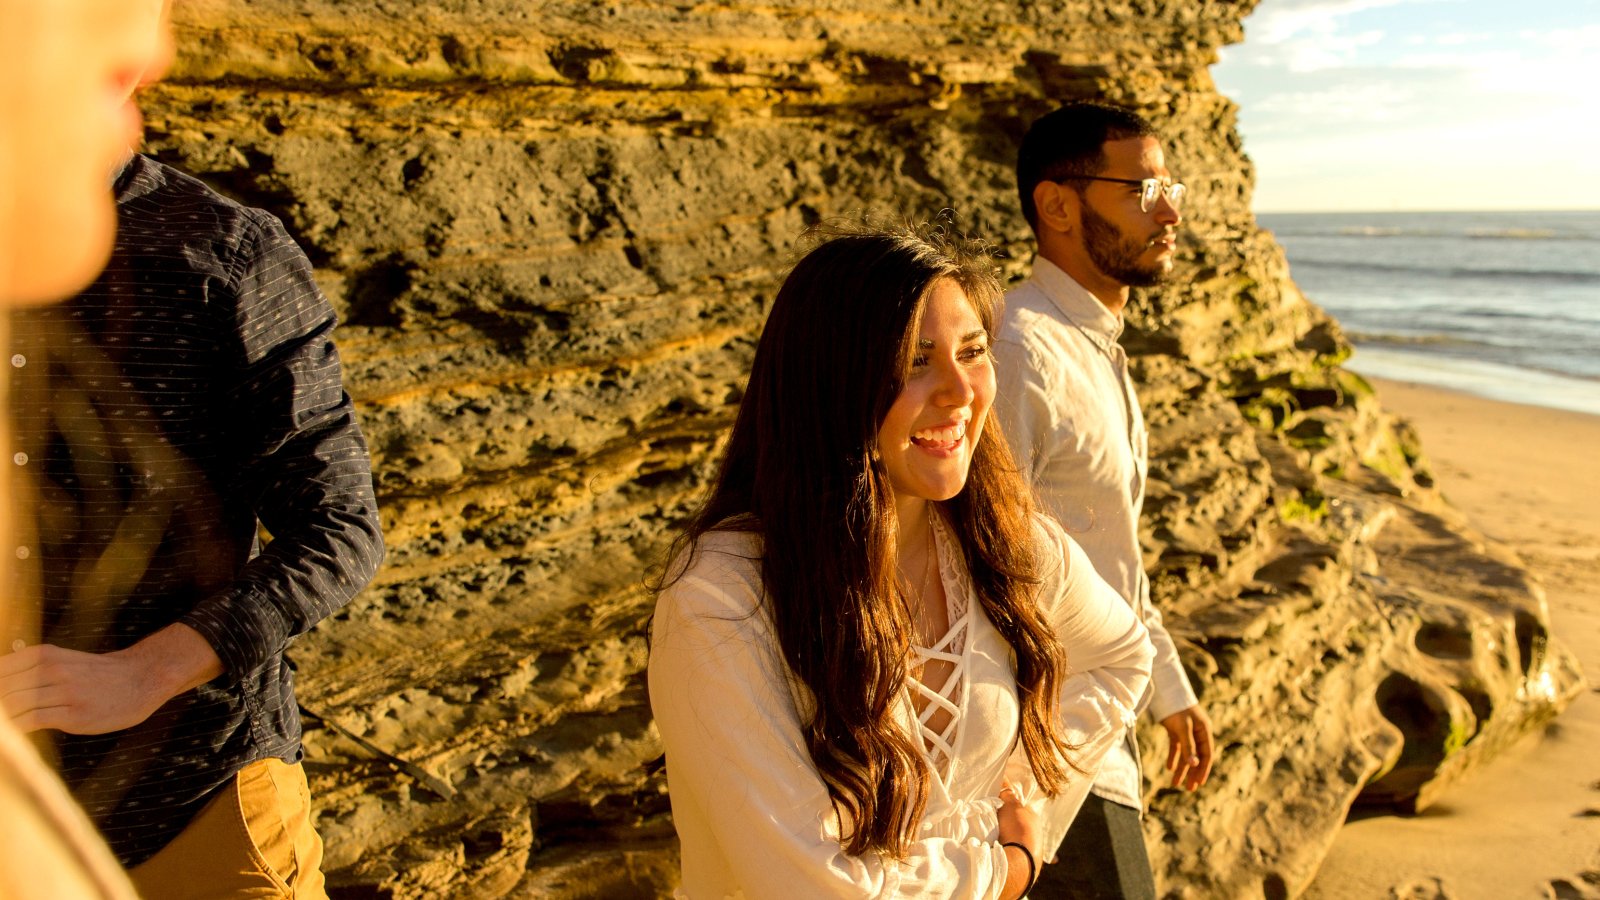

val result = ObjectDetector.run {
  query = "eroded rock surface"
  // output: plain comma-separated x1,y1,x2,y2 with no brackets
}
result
137,1,1582,896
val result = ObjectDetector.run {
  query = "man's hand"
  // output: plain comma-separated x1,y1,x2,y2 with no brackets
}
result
1159,704,1214,791
0,623,222,734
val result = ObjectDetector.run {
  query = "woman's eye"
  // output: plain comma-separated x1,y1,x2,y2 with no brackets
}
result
961,344,989,362
910,354,929,369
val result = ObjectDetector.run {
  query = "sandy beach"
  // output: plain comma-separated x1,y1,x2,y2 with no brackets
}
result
1305,378,1600,899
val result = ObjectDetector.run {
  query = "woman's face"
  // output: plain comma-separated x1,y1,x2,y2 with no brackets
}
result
0,0,171,304
876,278,995,510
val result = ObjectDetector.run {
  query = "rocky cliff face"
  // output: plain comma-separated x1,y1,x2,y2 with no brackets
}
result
139,1,1581,896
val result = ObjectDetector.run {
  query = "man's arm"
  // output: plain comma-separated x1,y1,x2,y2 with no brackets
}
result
3,209,381,734
990,333,1055,488
0,624,219,734
176,208,384,681
1138,567,1213,791
996,312,1214,791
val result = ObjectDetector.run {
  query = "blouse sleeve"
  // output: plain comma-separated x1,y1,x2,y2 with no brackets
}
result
1003,516,1155,860
649,539,1010,900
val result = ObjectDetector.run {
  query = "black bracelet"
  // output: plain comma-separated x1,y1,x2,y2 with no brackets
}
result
1000,841,1037,893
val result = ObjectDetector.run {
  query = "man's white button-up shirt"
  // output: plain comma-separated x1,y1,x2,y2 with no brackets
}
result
993,256,1199,810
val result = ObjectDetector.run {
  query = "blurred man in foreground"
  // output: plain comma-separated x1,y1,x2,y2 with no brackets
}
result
4,60,385,900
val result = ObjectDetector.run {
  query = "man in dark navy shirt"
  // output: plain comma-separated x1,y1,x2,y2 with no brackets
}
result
1,152,383,897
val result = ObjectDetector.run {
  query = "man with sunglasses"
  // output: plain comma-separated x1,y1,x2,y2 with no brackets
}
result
993,101,1214,899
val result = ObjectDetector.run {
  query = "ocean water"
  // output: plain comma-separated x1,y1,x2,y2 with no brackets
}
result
1257,210,1600,416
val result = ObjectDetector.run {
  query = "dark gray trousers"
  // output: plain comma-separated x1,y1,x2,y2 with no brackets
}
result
1030,793,1156,899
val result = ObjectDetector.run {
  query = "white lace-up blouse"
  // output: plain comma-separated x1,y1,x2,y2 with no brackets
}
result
649,513,1154,899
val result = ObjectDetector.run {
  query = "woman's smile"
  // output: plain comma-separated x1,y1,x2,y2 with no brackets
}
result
910,419,969,455
878,279,995,508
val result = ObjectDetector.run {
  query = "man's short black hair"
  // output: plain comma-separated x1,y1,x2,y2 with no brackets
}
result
1016,102,1160,231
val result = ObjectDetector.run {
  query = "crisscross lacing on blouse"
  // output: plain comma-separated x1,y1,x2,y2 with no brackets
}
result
907,515,973,779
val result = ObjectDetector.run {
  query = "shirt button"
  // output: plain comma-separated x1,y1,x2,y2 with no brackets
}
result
14,546,29,560
11,453,26,466
10,354,24,368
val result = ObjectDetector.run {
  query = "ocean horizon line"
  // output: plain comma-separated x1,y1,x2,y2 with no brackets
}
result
1256,207,1600,216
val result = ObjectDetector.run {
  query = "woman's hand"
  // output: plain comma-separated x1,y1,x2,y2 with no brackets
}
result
996,785,1039,900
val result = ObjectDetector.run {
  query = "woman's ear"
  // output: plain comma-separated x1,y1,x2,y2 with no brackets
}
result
1032,181,1077,236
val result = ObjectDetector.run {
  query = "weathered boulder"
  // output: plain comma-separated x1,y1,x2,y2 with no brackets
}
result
134,1,1582,896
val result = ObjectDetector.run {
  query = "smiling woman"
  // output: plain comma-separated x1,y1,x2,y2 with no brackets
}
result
876,279,997,519
647,220,1155,899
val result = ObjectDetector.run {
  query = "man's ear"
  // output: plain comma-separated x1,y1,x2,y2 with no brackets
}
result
1032,180,1078,236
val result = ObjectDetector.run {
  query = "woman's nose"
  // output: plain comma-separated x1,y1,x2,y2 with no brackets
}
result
931,359,976,406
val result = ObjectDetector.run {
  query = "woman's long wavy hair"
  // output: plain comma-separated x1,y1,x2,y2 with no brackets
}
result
661,220,1076,858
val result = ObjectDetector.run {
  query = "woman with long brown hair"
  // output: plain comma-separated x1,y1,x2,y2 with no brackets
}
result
649,222,1153,898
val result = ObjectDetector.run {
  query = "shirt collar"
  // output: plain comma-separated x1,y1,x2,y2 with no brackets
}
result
1026,256,1125,352
110,150,138,188
111,153,160,204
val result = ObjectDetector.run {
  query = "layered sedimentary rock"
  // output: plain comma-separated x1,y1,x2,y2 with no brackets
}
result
135,1,1582,896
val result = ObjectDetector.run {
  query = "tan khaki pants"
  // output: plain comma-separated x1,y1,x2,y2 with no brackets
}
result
127,759,327,900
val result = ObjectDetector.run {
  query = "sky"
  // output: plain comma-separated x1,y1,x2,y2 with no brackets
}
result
1213,0,1600,212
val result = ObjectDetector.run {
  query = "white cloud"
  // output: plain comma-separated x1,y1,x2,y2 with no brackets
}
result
1432,32,1489,45
1394,25,1600,117
1245,0,1412,44
1216,0,1600,210
1281,28,1387,71
1249,82,1418,129
1523,22,1600,51
1244,95,1600,211
1231,0,1415,71
1391,48,1520,69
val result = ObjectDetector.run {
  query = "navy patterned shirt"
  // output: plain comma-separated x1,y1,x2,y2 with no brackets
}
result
7,154,384,867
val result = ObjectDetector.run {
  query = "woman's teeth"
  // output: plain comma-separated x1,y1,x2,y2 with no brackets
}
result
911,422,966,446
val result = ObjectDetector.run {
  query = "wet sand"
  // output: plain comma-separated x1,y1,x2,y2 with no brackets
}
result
1305,378,1600,900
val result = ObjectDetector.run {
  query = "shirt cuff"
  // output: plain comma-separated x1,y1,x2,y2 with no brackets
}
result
178,585,292,681
1146,657,1200,723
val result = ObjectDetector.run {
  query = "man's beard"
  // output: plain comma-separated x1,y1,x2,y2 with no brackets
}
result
1081,203,1172,288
